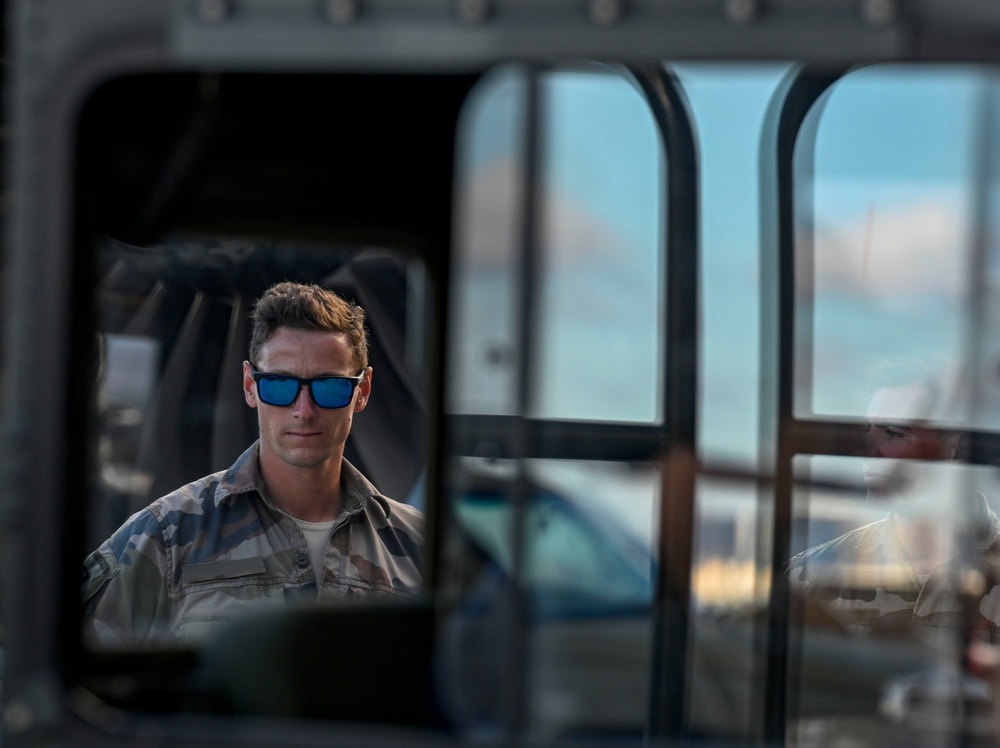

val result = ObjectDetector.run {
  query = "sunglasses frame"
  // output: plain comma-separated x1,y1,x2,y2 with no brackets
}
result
250,368,365,410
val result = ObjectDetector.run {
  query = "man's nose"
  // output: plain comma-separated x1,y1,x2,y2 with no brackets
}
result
865,431,884,457
290,385,318,416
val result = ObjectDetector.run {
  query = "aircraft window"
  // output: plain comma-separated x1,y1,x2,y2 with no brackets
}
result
525,457,659,584
795,65,1000,428
444,457,657,737
87,237,433,649
451,68,523,417
453,458,657,608
59,69,502,736
443,65,677,741
674,63,793,744
452,67,664,423
67,70,472,679
783,63,1000,747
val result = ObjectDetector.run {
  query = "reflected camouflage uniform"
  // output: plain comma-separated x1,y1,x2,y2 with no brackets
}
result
82,442,423,646
787,496,1000,642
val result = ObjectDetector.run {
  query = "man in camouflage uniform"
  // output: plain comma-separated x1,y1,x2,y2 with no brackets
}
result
787,382,1000,639
82,282,423,646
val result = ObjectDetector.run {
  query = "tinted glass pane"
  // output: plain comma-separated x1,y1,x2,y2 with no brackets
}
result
534,73,663,422
451,68,524,416
451,69,664,422
788,456,999,744
797,66,994,426
444,457,658,736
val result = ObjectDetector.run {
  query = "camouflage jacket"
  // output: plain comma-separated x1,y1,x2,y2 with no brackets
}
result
82,442,424,646
787,498,1000,640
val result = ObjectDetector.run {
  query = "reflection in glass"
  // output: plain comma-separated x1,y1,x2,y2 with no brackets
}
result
788,455,1000,746
790,64,1000,739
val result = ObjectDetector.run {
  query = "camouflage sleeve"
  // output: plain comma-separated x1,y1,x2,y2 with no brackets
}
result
81,508,172,647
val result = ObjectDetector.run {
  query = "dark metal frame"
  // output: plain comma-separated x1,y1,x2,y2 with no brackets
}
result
758,66,847,741
632,63,700,740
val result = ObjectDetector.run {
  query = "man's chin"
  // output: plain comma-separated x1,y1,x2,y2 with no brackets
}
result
275,445,334,469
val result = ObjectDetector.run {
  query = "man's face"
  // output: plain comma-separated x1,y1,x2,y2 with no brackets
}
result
243,326,371,472
862,383,954,498
864,422,947,461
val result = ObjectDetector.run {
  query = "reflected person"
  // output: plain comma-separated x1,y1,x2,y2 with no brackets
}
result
787,381,1000,637
82,281,424,646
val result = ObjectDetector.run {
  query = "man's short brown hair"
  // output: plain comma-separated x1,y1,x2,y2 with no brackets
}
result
249,282,368,371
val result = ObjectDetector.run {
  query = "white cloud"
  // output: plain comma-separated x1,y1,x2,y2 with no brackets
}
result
454,158,633,271
811,198,969,297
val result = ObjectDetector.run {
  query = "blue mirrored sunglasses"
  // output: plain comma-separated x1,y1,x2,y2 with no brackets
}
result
250,368,364,409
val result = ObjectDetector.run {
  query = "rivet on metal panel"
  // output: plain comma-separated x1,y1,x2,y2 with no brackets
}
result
724,0,759,25
453,0,492,25
3,701,34,733
859,0,896,27
323,0,362,25
192,0,232,24
587,0,626,27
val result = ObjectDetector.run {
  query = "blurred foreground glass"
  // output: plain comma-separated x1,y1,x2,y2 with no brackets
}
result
450,66,664,423
443,65,667,740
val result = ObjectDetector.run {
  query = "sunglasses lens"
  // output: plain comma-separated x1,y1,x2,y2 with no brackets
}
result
310,377,355,409
256,375,299,407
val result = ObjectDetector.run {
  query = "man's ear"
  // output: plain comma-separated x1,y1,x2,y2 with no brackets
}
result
354,367,372,413
243,361,258,408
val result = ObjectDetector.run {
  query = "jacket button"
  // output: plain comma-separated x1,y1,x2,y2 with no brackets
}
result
295,550,310,567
